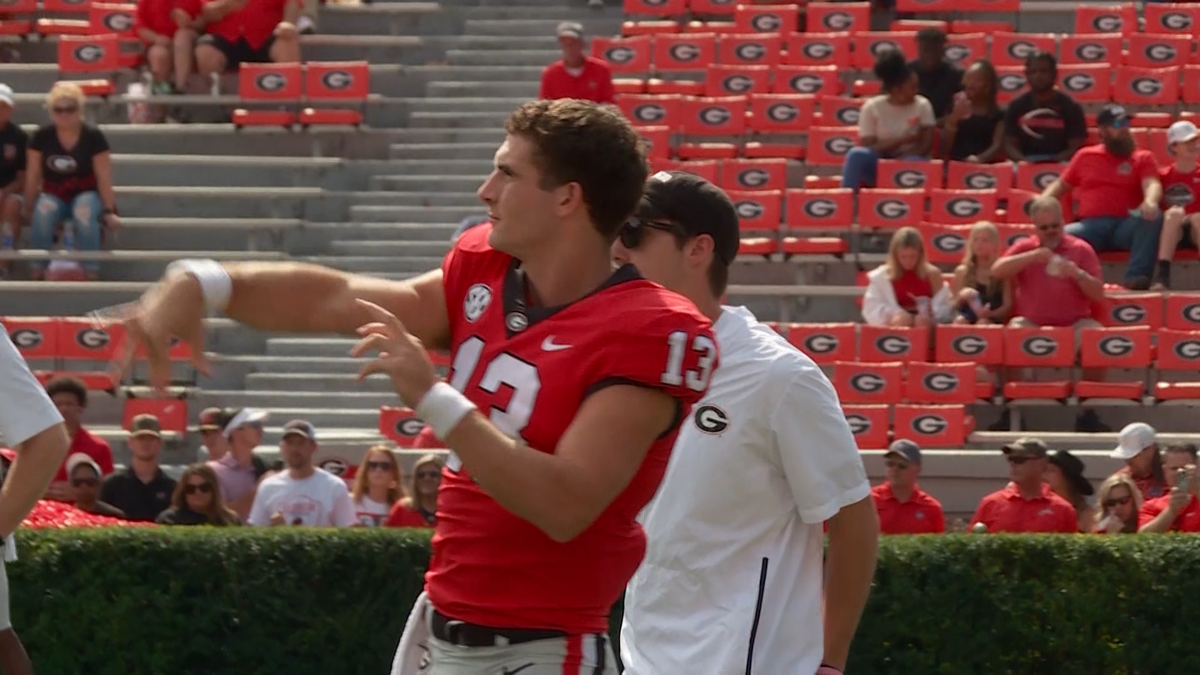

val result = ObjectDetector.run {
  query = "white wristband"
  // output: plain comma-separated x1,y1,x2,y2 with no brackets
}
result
166,259,232,313
415,382,477,440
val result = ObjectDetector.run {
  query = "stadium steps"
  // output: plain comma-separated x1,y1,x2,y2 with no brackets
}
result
463,19,622,38
344,190,482,207
445,49,562,67
349,205,484,223
369,174,488,191
310,252,445,270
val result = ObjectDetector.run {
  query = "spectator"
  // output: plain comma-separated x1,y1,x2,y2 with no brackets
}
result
135,0,200,94
1153,120,1200,290
191,0,301,86
989,196,1107,432
385,453,442,529
871,439,945,534
21,82,119,282
99,414,176,522
247,420,355,527
349,445,402,526
1093,474,1141,534
1138,443,1200,533
862,226,951,327
1042,105,1162,290
539,22,615,105
1004,51,1086,163
909,28,963,122
950,221,1011,325
196,406,229,461
156,463,241,525
208,407,269,521
0,84,26,280
1110,422,1167,501
66,453,124,518
944,60,1004,163
1045,450,1095,533
841,49,935,190
42,376,114,502
969,438,1078,533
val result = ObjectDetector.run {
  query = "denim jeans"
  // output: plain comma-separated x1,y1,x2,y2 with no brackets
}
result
840,147,928,190
30,191,102,273
1065,214,1162,283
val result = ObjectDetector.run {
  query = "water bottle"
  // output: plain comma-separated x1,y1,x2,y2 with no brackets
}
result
126,76,152,125
0,221,12,250
915,296,931,319
62,221,75,250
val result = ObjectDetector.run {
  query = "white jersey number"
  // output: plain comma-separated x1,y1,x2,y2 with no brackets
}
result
444,336,543,472
660,330,717,392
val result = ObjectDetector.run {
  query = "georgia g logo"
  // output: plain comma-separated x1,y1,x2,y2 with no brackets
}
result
694,404,730,434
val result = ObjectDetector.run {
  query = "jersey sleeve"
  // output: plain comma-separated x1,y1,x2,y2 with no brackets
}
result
771,361,870,524
0,326,63,448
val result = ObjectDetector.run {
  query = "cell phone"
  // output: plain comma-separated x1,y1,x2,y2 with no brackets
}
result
1178,468,1188,490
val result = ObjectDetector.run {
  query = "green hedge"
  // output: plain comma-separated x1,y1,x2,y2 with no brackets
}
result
8,529,1200,674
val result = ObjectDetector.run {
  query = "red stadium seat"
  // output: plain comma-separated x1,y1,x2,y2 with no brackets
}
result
653,158,719,183
232,62,302,128
1155,330,1200,402
1075,326,1151,400
943,33,986,68
705,65,769,97
1181,66,1200,105
654,33,717,71
57,33,119,81
892,404,972,448
1165,293,1200,331
851,32,918,71
3,317,59,362
786,322,857,364
733,4,798,33
621,20,678,37
842,405,890,450
877,160,943,192
638,125,671,160
785,188,854,230
122,398,188,434
623,0,686,16
617,94,682,127
890,19,947,32
1014,162,1066,194
690,0,738,15
833,361,904,404
782,32,851,68
928,189,996,224
857,189,925,229
989,32,1057,68
380,406,427,447
934,323,1005,365
717,33,782,67
905,361,984,404
1059,34,1122,66
727,189,783,231
1002,326,1074,401
772,65,840,96
858,325,929,363
88,3,135,37
592,35,652,74
1057,64,1112,104
1075,3,1136,34
1113,66,1179,106
995,66,1027,105
719,158,787,192
950,20,1012,34
1004,190,1039,224
680,95,747,136
300,61,369,126
1126,33,1191,68
0,0,36,34
852,79,881,97
682,21,735,35
805,2,869,34
645,78,704,96
816,96,863,127
921,224,970,265
747,93,814,133
1102,293,1164,329
946,161,1012,199
1144,3,1199,35
805,127,858,167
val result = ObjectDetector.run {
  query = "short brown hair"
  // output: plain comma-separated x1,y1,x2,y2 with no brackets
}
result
505,99,648,241
46,375,87,407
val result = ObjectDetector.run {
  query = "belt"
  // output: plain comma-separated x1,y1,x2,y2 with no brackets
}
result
429,608,566,648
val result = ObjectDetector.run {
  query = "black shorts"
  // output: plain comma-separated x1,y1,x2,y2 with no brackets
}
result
198,34,276,71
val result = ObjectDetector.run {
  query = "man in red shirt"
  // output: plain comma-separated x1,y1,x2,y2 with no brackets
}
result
192,0,300,82
1110,421,1167,501
135,0,200,93
1153,120,1200,289
539,21,615,104
872,439,944,535
1138,442,1200,532
41,376,113,502
1042,104,1162,290
969,438,1079,533
118,99,714,674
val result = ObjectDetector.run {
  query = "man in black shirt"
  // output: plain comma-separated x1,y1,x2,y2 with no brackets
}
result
100,414,177,522
909,28,963,123
0,85,27,279
1004,51,1087,163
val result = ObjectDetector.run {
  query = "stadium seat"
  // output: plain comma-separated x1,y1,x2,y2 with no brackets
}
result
691,0,737,15
852,32,918,71
858,325,930,363
784,188,854,230
1014,162,1066,194
592,35,652,74
1004,190,1039,225
717,33,782,68
0,0,35,35
833,361,904,404
719,158,787,192
1075,326,1151,401
857,189,925,229
1165,293,1200,331
704,65,769,97
678,96,744,158
1002,326,1075,402
653,33,716,71
773,65,840,97
928,189,996,224
1075,3,1136,34
891,19,947,32
877,160,943,192
905,361,987,404
1144,3,1198,35
949,20,1012,35
816,96,863,127
921,224,969,265
653,158,719,183
892,404,973,448
1125,33,1191,69
232,62,302,128
1057,63,1112,104
1154,330,1200,402
1102,293,1164,330
733,4,798,34
1059,33,1122,65
945,161,1011,197
1113,66,1179,106
300,61,369,126
379,406,428,447
805,2,869,34
747,93,813,133
683,20,735,35
995,66,1027,105
623,0,686,16
621,20,678,37
943,33,987,67
989,33,1057,69
786,322,856,364
934,323,1005,365
805,127,857,167
842,404,890,450
727,189,783,231
3,317,58,377
617,94,682,128
123,398,188,434
57,34,121,96
638,125,671,160
782,33,850,68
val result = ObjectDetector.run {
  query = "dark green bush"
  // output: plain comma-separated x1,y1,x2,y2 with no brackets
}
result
8,530,1199,675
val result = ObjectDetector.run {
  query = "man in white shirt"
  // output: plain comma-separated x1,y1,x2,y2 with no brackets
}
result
0,323,72,675
248,420,356,527
613,172,880,675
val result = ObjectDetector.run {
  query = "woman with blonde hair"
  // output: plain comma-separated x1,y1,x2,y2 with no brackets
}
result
384,453,443,529
950,221,1012,325
22,82,119,281
156,463,242,526
349,445,403,526
1092,474,1142,534
862,226,951,326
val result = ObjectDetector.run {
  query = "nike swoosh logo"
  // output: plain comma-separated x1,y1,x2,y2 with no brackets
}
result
541,336,571,351
503,664,536,675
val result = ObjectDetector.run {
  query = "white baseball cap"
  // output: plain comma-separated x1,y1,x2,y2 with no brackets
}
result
1167,120,1199,147
1111,422,1157,460
0,84,14,108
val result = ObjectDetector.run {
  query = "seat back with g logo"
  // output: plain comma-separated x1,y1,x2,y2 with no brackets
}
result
1003,326,1075,368
893,404,970,448
832,361,902,404
859,325,929,363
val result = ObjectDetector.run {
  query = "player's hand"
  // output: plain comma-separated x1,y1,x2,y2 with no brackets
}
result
114,268,212,390
350,299,438,408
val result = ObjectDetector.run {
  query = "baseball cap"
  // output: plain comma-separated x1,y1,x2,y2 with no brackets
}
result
0,85,14,108
1097,104,1130,128
1168,120,1200,147
223,408,269,437
635,171,741,265
129,414,162,439
281,419,317,441
1112,422,1156,460
66,452,102,478
885,439,922,465
198,407,223,432
556,21,583,39
1002,437,1049,459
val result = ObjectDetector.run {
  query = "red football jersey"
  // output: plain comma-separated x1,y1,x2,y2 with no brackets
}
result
425,225,717,634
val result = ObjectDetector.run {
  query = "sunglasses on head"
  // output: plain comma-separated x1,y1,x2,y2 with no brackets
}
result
417,470,440,479
1107,117,1131,129
184,482,213,495
1104,495,1131,508
71,477,97,487
618,217,682,250
885,459,909,470
367,461,393,471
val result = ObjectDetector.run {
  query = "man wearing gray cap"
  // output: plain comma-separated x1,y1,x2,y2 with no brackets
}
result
615,171,878,675
0,83,26,279
872,439,944,535
248,420,355,527
539,21,615,104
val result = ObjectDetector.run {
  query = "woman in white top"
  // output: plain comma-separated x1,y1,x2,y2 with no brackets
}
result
350,445,403,526
862,226,952,327
841,48,937,190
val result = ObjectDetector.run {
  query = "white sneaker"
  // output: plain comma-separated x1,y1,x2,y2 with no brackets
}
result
297,15,316,34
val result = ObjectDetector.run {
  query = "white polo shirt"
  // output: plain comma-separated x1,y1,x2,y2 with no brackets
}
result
620,306,870,675
0,324,66,561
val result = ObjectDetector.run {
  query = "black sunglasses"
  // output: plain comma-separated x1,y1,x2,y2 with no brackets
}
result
416,470,440,479
71,477,97,487
1104,495,1131,508
184,483,213,495
367,461,393,471
618,218,683,250
52,105,79,114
